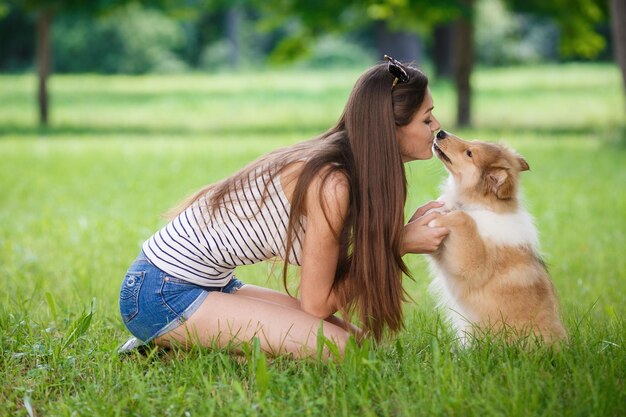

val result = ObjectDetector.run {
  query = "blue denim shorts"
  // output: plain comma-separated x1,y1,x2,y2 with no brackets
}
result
118,250,244,349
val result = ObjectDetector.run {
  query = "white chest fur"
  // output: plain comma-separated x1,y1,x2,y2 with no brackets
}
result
438,176,539,249
465,209,538,248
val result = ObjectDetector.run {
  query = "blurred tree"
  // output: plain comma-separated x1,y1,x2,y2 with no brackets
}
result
53,6,186,74
0,3,34,71
224,5,242,68
5,0,177,127
475,0,559,66
375,20,423,63
174,0,287,71
262,0,611,127
259,0,471,123
261,0,461,63
609,0,626,104
453,0,474,127
504,0,608,59
433,22,454,78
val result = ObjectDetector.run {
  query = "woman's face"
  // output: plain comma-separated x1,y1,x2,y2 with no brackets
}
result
396,89,441,163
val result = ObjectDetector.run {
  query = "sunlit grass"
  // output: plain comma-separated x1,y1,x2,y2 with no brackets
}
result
0,63,624,416
1,63,622,136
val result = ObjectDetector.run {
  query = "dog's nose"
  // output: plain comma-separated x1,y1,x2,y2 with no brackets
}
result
436,130,447,140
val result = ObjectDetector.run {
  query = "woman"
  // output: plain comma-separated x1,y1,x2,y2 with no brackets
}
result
118,56,449,358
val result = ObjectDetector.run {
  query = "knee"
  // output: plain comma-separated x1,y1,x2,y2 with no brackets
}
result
323,326,349,356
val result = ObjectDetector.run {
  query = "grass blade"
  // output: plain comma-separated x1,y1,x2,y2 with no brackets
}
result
61,300,94,352
24,394,36,417
45,292,57,322
255,349,269,397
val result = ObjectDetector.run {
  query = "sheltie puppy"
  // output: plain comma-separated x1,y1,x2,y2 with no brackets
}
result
428,130,567,346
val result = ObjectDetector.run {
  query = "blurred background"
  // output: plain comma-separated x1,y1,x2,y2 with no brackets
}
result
0,0,624,128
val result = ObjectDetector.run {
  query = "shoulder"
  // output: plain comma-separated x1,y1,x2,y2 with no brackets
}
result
305,164,350,229
310,165,350,208
317,164,349,192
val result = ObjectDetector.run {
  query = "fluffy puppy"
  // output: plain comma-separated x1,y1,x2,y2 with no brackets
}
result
428,130,567,346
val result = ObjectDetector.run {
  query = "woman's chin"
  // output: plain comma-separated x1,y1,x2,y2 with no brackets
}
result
401,149,433,163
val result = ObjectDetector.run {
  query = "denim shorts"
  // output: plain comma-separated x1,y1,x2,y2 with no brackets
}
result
118,250,244,348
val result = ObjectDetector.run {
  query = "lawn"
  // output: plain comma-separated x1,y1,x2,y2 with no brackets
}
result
0,63,625,416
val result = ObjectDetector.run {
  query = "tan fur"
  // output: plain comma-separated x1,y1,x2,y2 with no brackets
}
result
429,133,567,346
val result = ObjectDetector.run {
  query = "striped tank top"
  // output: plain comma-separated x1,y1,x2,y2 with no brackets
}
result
142,166,306,287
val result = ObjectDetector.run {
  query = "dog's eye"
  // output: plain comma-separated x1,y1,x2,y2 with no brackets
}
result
466,149,473,157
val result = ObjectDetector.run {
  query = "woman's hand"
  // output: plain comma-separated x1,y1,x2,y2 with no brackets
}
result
401,201,449,255
407,200,447,223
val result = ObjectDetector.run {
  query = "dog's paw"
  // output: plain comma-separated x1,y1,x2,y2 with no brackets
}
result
428,218,442,228
446,210,473,226
430,210,473,229
426,207,452,228
425,207,449,216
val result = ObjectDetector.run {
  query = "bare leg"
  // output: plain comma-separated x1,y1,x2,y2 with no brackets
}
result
154,291,349,359
236,284,301,309
236,284,363,337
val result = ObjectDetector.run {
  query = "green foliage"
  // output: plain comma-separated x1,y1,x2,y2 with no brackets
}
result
0,64,624,416
362,0,464,30
476,0,559,65
0,0,615,74
504,0,608,58
262,0,610,65
58,299,94,353
8,0,140,14
199,39,233,71
303,36,374,68
0,4,34,71
268,28,314,64
52,5,187,74
262,0,463,63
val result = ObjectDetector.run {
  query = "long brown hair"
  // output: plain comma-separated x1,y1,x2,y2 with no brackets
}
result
173,62,429,341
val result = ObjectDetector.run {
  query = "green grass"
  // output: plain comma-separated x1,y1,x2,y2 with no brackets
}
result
1,63,625,416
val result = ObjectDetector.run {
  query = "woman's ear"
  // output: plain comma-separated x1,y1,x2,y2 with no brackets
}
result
487,168,515,200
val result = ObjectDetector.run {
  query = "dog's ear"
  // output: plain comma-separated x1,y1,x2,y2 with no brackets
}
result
487,168,515,199
518,157,530,172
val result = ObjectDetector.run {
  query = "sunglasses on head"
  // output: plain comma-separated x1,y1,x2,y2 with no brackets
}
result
384,54,410,88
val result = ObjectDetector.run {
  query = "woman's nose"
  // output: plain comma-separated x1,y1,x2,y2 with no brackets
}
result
432,116,441,132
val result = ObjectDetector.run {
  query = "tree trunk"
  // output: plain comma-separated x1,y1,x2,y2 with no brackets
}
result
36,9,52,127
433,23,454,79
610,0,626,110
453,3,474,128
375,20,423,64
225,6,242,69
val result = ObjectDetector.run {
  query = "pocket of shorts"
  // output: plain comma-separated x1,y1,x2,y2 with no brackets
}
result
160,276,197,298
160,275,201,313
119,271,145,323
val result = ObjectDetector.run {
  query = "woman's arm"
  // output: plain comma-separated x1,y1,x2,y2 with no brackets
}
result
401,200,450,255
298,168,350,319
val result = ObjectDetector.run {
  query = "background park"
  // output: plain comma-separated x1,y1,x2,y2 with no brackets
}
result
1,0,625,416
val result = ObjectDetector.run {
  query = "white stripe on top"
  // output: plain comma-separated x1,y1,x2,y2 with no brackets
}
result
143,167,306,287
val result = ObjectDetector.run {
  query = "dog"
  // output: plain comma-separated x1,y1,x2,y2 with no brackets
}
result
427,130,567,347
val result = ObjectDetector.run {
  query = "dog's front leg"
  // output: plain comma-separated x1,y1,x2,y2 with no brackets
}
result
429,211,489,286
